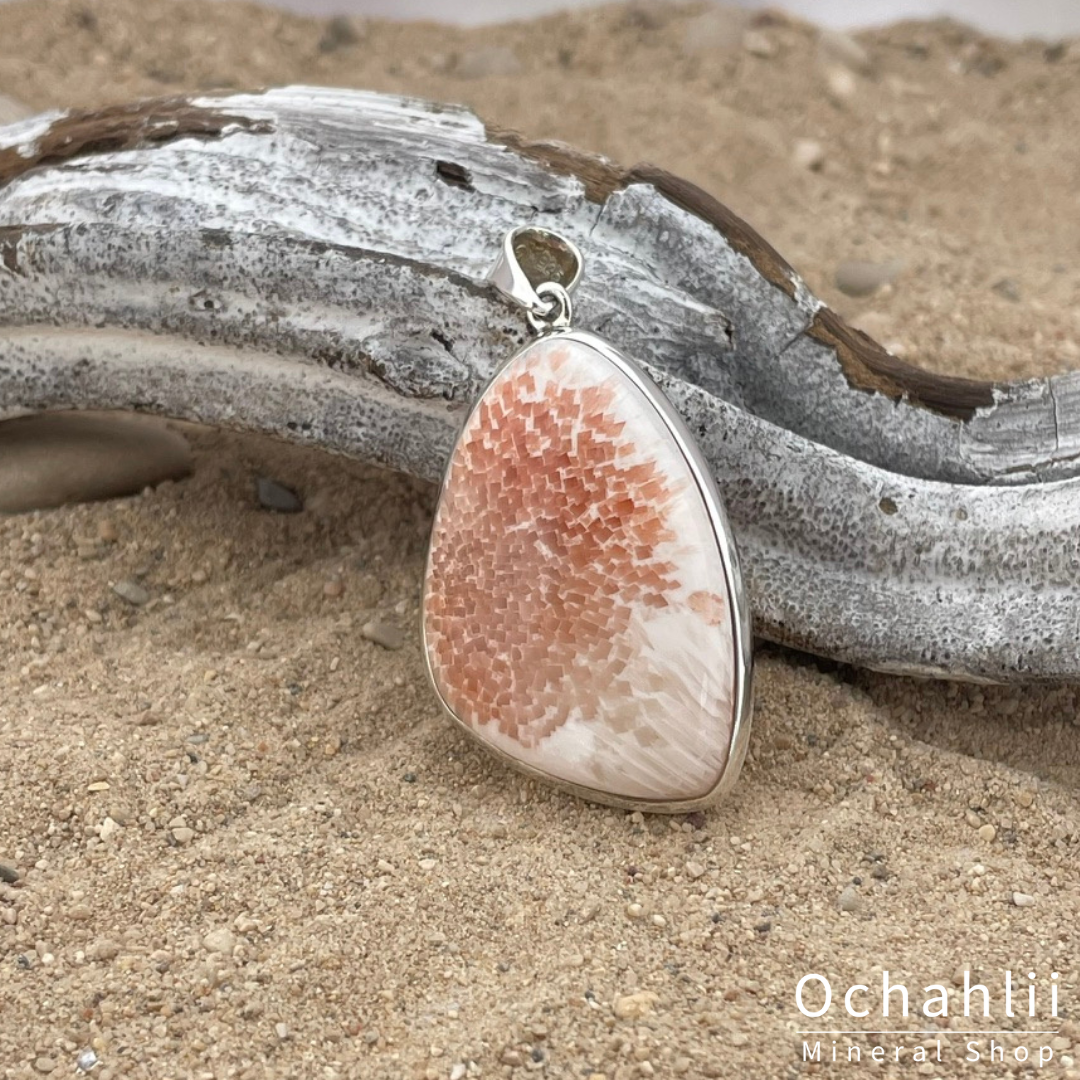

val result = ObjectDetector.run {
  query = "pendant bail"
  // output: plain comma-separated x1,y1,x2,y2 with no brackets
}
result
488,226,583,333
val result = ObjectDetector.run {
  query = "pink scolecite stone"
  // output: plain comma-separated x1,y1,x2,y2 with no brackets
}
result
423,334,740,804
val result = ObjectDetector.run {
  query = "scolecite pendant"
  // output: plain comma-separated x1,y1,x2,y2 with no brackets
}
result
422,227,752,812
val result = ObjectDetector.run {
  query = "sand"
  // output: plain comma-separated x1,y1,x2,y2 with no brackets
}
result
1,2,1080,1077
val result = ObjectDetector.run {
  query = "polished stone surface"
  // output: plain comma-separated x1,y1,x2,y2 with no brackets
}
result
424,336,737,802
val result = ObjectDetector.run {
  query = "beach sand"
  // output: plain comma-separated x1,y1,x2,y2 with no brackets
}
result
1,2,1080,1076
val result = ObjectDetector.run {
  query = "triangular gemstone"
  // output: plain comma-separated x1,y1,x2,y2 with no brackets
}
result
423,333,747,808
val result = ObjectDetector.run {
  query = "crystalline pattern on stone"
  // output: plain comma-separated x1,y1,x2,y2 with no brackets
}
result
423,336,738,802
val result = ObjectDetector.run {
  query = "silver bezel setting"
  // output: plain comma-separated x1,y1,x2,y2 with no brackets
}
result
421,327,754,814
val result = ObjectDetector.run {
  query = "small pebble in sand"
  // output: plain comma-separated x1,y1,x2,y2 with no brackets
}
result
361,619,405,650
992,277,1021,302
0,414,192,513
1012,892,1035,908
1016,789,1035,808
33,1057,56,1074
838,885,863,913
742,31,776,58
0,862,19,884
324,578,344,599
792,138,825,171
172,827,195,844
89,939,120,961
978,824,996,842
818,28,872,74
613,991,659,1019
97,519,118,543
75,1050,98,1072
824,65,857,103
256,477,303,513
203,927,236,954
684,861,706,880
318,14,361,52
112,579,149,606
835,258,903,297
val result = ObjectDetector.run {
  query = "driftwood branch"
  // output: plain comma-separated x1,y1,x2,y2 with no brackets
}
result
0,87,1076,682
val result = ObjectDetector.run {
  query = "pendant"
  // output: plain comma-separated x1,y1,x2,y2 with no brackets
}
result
422,226,753,812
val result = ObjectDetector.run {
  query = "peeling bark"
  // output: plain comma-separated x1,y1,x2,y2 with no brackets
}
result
0,96,270,187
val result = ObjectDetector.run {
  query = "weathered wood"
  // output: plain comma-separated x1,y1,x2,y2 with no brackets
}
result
0,86,1077,681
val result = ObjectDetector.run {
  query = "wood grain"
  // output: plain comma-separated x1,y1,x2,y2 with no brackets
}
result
1,86,1077,680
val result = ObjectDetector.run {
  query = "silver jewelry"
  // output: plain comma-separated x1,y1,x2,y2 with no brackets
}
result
421,225,753,812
